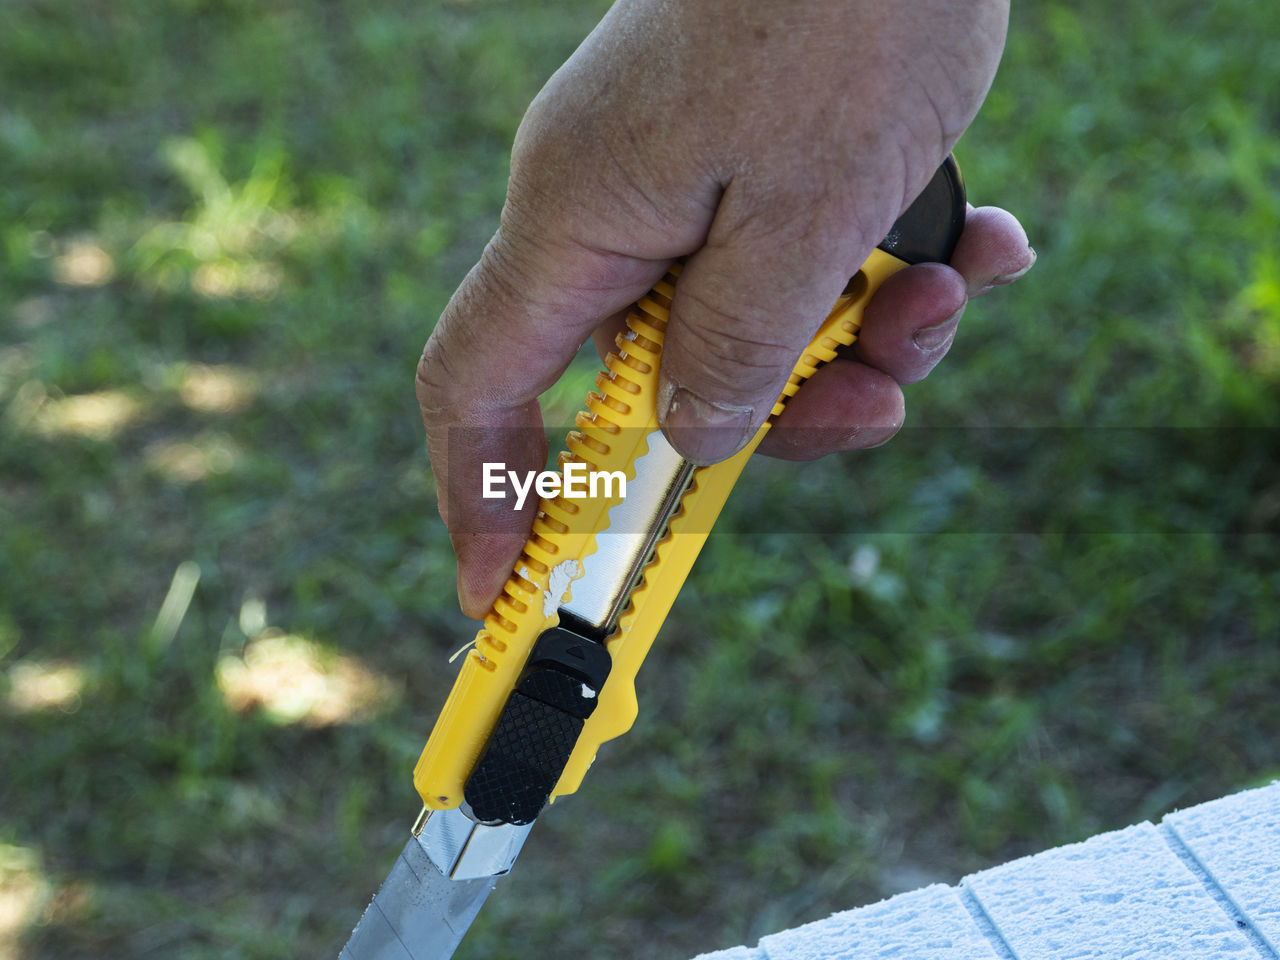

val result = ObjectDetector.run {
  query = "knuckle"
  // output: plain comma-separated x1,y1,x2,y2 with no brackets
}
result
414,337,454,418
671,288,800,394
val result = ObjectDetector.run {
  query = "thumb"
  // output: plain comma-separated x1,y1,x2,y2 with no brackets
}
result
417,227,665,618
657,182,886,464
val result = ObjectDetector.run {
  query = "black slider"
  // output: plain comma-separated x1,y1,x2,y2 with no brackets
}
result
463,628,612,826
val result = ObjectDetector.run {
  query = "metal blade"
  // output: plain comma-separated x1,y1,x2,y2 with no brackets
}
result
559,428,695,641
340,833,495,960
340,808,534,960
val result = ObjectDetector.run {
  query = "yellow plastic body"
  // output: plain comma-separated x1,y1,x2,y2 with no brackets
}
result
414,246,907,810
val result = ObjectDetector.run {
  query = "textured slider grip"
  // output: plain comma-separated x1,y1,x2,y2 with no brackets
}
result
464,628,611,825
463,670,591,825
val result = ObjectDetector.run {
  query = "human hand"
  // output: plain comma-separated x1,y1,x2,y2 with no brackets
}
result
416,0,1033,618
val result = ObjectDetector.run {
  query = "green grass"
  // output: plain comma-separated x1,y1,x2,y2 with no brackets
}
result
2,0,1278,957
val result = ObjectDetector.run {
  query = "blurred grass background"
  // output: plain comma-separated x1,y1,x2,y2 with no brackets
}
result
1,0,1278,957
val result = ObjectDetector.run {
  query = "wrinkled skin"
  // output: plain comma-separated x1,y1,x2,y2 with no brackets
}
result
416,0,1035,618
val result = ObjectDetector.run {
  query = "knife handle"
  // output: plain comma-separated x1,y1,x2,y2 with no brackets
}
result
415,157,966,819
414,246,908,814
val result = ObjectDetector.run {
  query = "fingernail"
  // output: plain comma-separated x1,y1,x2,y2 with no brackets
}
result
991,246,1037,286
658,382,754,465
972,246,1038,298
913,307,964,351
452,543,484,619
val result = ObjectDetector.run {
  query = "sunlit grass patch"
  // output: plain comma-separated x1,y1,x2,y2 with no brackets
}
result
191,260,282,301
51,238,115,288
215,633,397,727
177,364,259,415
131,137,297,301
0,843,50,959
3,660,87,714
144,431,245,484
28,388,144,439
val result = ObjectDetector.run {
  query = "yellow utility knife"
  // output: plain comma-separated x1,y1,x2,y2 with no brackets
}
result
340,157,966,960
